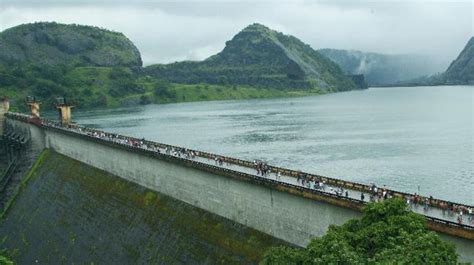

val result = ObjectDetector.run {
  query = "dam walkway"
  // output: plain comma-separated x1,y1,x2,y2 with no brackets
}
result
6,112,474,234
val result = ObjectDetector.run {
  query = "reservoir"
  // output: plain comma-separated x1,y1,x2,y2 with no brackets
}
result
69,86,473,204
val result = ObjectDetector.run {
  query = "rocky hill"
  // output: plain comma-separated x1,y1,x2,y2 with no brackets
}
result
145,24,361,92
0,22,142,67
0,22,147,110
443,37,474,84
318,49,446,85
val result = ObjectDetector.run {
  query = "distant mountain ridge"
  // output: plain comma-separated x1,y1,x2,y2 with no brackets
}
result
318,49,446,85
381,37,474,86
0,22,142,67
145,24,363,92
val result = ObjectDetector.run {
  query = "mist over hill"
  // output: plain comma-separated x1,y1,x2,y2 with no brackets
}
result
318,49,447,85
381,37,474,86
443,37,474,84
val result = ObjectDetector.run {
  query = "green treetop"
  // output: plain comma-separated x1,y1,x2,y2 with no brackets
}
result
261,198,458,264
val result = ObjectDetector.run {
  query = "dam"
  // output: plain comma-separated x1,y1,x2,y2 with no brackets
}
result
1,102,474,262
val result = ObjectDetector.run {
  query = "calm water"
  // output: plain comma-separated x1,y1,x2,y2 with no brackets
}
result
68,86,473,204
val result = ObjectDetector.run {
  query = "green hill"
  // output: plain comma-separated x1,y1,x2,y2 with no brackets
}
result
0,22,148,110
145,24,361,92
0,22,142,67
444,37,474,84
0,22,364,111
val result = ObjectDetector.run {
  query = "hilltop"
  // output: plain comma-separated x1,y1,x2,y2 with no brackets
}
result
0,22,149,110
0,22,142,67
145,24,362,92
318,49,446,85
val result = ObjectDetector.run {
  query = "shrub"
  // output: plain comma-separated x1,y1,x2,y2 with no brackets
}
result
261,198,458,264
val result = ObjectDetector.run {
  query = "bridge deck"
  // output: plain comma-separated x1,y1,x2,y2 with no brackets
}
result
6,113,474,233
189,155,472,226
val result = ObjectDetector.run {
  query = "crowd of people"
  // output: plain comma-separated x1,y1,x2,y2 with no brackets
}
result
7,112,474,227
254,160,270,176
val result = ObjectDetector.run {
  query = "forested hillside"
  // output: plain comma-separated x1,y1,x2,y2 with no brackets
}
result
0,22,365,111
0,22,147,110
145,24,361,92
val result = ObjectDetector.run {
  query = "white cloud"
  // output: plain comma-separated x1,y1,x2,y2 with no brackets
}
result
0,0,472,67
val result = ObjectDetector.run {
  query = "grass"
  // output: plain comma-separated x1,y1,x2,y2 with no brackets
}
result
158,83,325,104
1,65,326,112
95,78,325,106
0,255,14,265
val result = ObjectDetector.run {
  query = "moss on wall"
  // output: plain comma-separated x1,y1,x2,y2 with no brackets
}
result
0,149,48,219
0,149,287,264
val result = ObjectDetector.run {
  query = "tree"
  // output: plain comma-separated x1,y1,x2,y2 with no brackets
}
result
31,79,65,98
109,67,133,80
139,95,152,105
261,198,458,264
0,255,13,265
153,80,176,100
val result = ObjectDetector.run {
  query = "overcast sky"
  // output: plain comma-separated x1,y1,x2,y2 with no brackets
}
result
0,0,472,66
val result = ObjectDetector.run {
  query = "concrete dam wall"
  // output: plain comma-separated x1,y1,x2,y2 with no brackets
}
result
0,150,287,264
5,117,474,263
6,118,360,247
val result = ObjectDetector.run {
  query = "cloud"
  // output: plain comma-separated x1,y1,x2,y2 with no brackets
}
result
0,0,472,66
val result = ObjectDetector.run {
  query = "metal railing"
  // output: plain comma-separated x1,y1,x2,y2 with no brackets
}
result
5,112,474,232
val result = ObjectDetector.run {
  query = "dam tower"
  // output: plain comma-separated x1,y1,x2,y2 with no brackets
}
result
0,97,9,135
26,96,41,119
56,97,74,125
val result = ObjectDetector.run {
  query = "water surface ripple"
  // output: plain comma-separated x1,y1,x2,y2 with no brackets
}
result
70,86,474,204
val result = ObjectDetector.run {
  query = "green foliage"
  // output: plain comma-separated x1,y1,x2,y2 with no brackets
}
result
261,198,459,264
153,79,176,100
0,59,323,110
162,83,323,104
109,67,133,80
0,255,14,265
0,22,353,111
0,22,142,67
0,64,146,109
139,95,152,105
0,22,147,110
